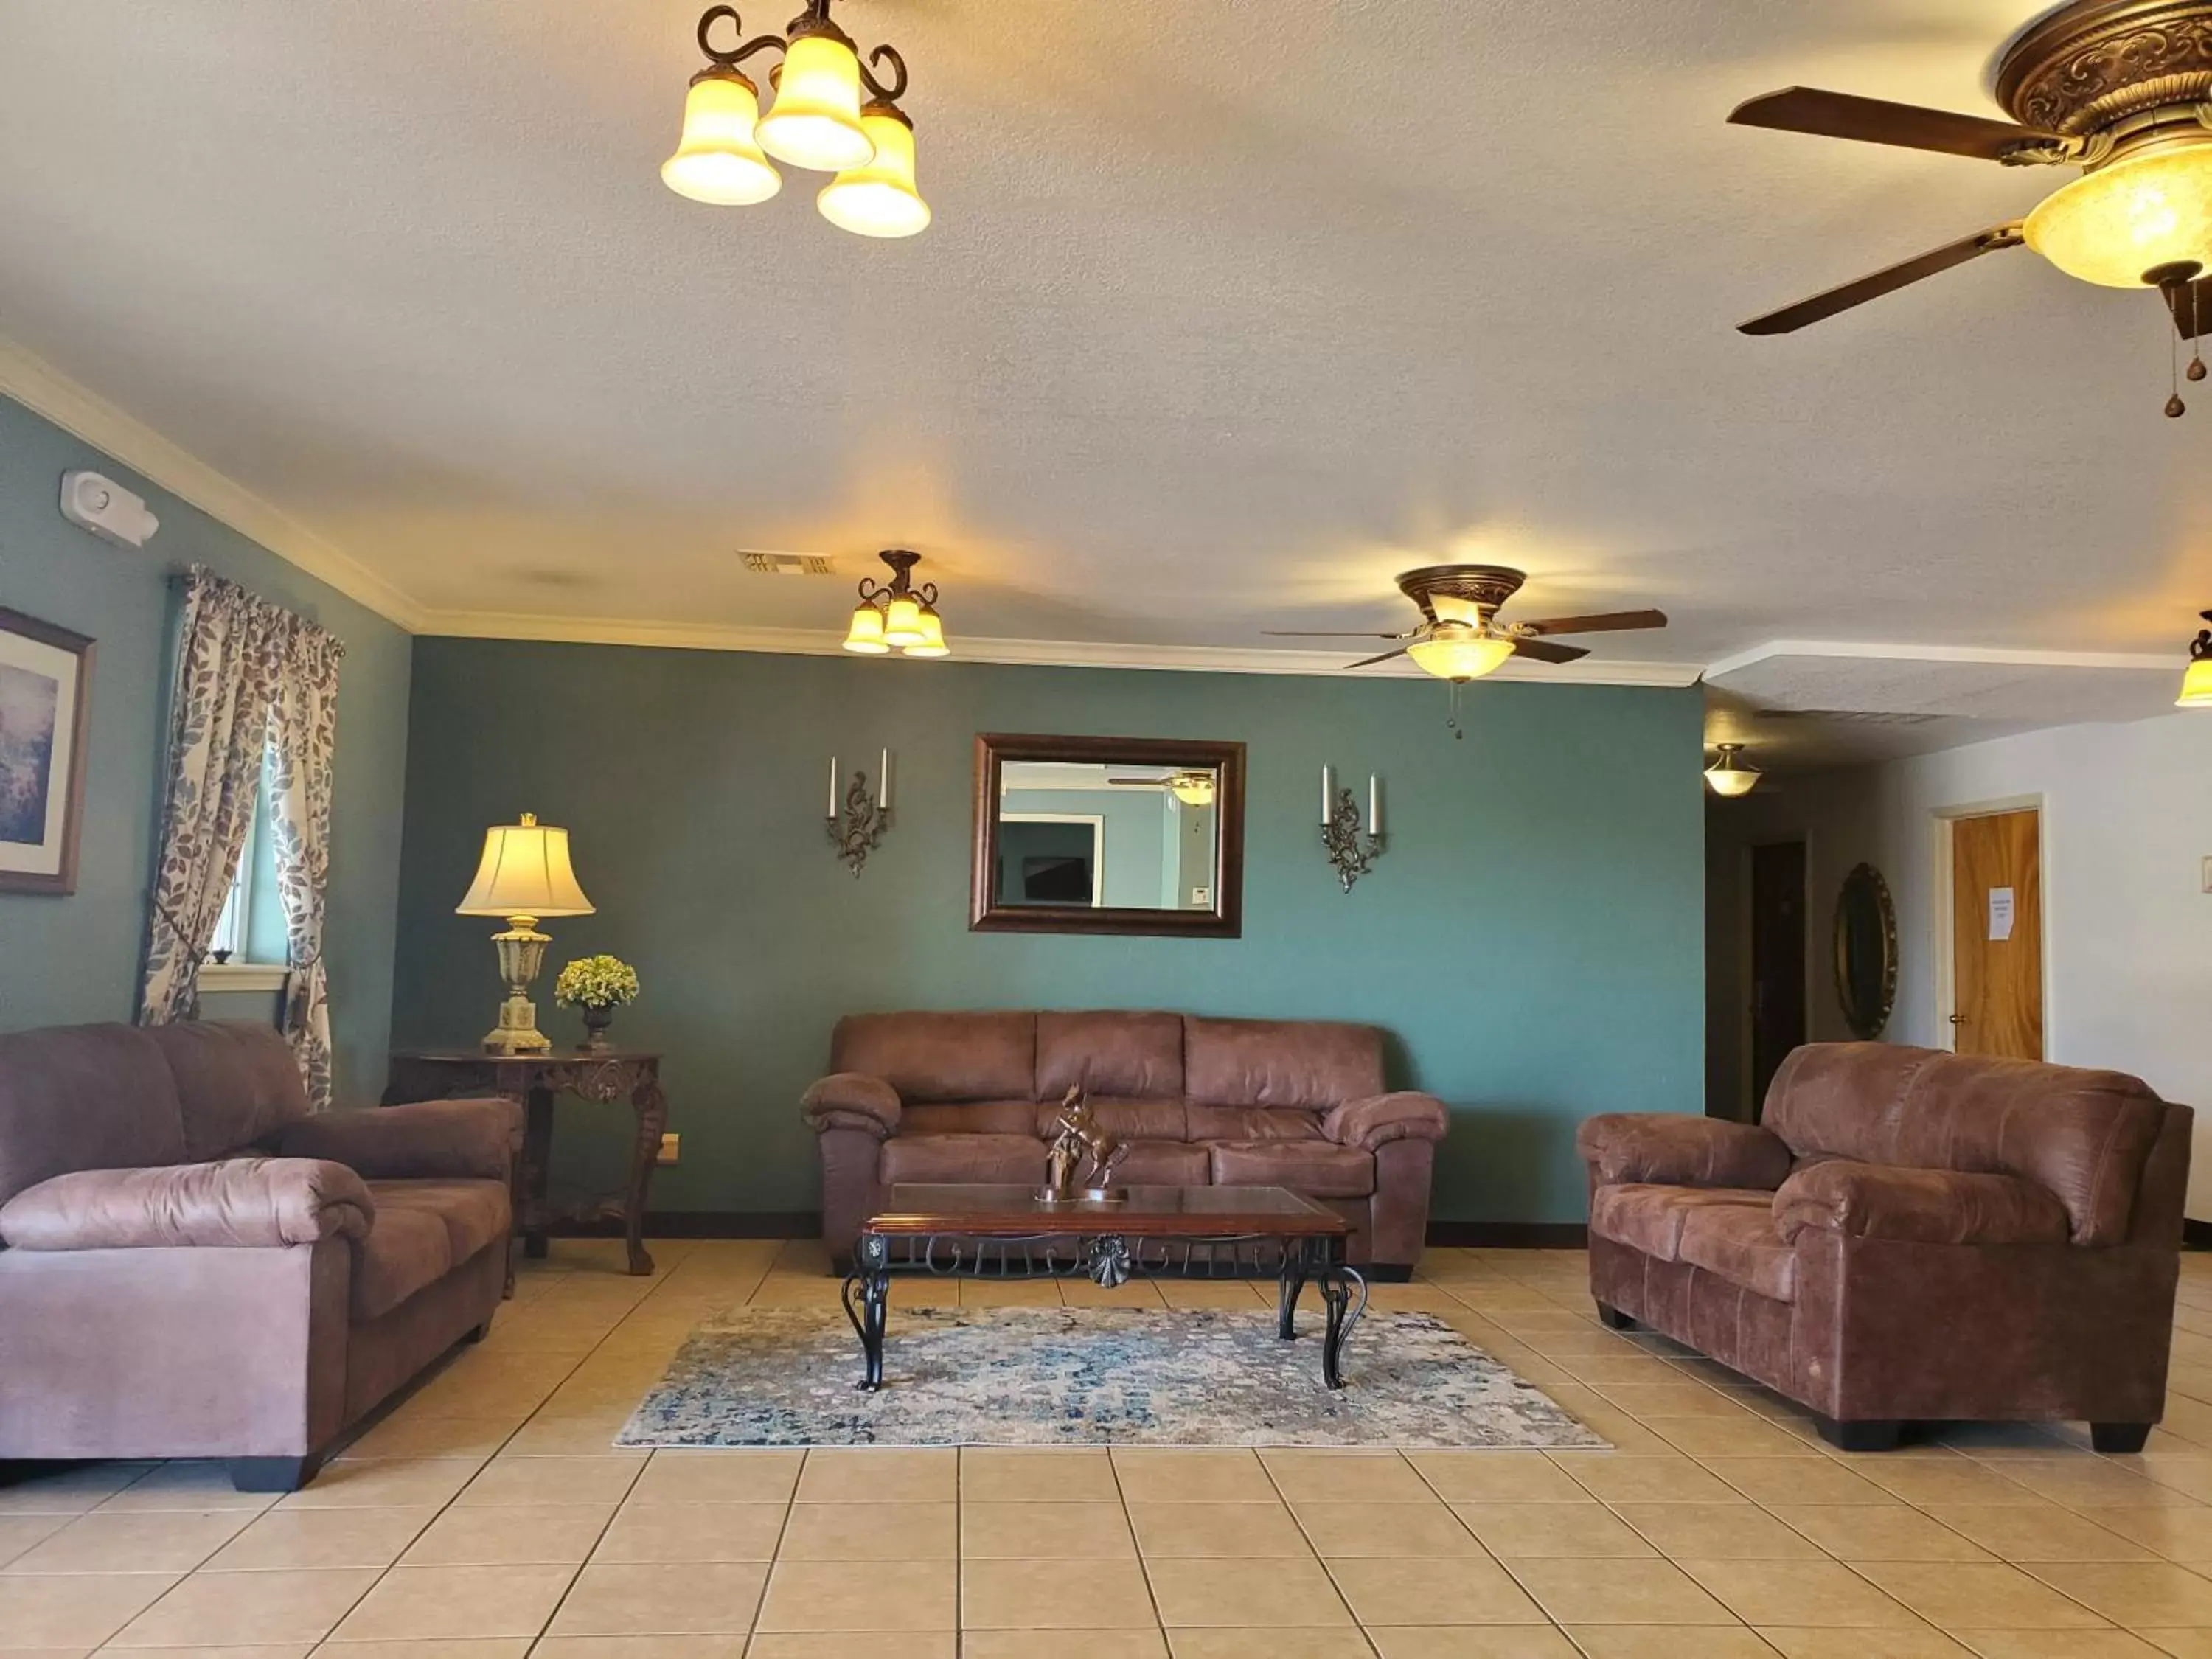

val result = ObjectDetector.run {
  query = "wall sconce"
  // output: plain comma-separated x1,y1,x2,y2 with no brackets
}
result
1320,765,1385,893
827,749,893,875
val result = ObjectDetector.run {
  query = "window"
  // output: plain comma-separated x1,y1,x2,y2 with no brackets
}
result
200,743,291,994
209,830,253,962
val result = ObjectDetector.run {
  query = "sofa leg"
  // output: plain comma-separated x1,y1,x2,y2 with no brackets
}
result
1363,1264,1413,1284
2091,1422,2153,1454
463,1319,492,1345
1815,1416,1904,1453
228,1455,321,1493
1595,1302,1637,1332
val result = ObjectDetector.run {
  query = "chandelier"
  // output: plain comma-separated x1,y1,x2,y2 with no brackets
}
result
842,550,950,658
661,1,929,239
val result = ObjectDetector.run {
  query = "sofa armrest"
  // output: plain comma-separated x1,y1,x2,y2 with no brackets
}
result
265,1098,521,1182
802,1073,902,1140
1774,1159,2072,1247
1323,1091,1448,1152
0,1158,374,1250
1577,1113,1792,1191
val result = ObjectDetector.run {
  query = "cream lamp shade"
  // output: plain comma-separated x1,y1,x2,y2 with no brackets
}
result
818,105,931,238
661,69,782,206
1407,625,1517,684
456,813,596,920
2025,141,2212,288
756,29,874,172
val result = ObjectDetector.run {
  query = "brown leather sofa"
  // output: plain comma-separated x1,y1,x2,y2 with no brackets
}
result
0,1020,519,1489
1579,1043,2191,1451
803,1011,1448,1277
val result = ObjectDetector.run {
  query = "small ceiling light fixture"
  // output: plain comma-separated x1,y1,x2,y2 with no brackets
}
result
842,549,951,659
662,2,928,237
2179,611,2212,706
1405,624,1519,685
1704,743,1761,798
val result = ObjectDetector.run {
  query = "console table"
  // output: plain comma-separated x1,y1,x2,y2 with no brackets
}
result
384,1050,667,1278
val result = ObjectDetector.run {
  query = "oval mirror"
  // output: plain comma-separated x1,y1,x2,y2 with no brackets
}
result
1833,862,1898,1040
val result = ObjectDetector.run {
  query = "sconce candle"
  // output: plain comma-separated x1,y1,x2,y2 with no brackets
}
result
1320,765,1334,828
827,755,841,820
879,746,892,810
1368,775,1382,838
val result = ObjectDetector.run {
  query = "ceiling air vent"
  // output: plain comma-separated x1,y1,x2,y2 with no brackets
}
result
740,552,835,576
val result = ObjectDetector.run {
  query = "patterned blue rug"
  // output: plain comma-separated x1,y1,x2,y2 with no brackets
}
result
616,1307,1607,1449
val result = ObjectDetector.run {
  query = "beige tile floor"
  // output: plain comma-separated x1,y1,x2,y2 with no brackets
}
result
10,1239,2212,1658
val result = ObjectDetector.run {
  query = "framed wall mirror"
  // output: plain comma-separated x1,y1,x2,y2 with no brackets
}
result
970,734,1245,937
1834,861,1899,1039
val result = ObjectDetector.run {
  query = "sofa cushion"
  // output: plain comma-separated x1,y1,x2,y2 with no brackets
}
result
1032,1096,1190,1144
350,1206,453,1321
146,1021,310,1162
831,1012,1035,1103
1208,1140,1375,1199
366,1178,509,1267
1589,1183,1775,1262
1036,1012,1184,1101
1764,1044,2166,1246
1111,1140,1212,1186
1184,1018,1384,1110
1186,1105,1326,1144
881,1133,1047,1186
1677,1204,1796,1303
902,1102,1040,1138
0,1023,188,1208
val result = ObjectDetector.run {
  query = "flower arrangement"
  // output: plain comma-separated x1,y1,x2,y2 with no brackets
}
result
554,955,639,1010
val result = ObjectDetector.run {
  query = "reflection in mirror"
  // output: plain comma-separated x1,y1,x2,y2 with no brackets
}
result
995,762,1220,913
1834,862,1899,1040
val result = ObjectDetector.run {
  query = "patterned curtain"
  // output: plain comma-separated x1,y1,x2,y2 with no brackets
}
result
138,568,288,1027
268,623,345,1111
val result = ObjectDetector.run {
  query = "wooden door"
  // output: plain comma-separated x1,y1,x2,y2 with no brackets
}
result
1950,809,2043,1059
1748,840,1807,1118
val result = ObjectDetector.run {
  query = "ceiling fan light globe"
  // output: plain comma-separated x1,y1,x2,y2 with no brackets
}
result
1406,628,1515,684
2024,142,2212,288
756,32,876,171
1169,778,1215,807
661,71,782,205
2178,656,2212,707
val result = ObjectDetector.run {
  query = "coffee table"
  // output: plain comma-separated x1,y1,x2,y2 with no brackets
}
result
841,1183,1368,1391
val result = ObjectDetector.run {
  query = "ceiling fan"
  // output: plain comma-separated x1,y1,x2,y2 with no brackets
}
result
1108,771,1216,807
1731,0,2212,407
1264,566,1668,684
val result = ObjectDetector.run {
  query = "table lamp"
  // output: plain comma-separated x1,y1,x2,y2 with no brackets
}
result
455,812,595,1054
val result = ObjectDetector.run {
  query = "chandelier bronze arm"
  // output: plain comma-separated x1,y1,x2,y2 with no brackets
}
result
858,43,909,103
696,5,787,69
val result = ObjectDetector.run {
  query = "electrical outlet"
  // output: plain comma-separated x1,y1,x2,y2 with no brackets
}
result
657,1133,681,1165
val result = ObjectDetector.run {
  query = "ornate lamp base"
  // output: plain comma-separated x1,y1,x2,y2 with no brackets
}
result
481,918,554,1055
482,994,552,1055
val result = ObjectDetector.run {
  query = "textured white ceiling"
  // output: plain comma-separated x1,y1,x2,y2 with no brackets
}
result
2,1,2209,681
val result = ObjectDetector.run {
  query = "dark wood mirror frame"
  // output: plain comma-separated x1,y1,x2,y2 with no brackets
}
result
970,733,1245,939
1834,861,1899,1040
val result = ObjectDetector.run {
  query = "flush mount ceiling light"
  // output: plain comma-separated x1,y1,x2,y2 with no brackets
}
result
1730,0,2212,411
842,549,950,658
662,1,928,238
1704,743,1762,798
2180,611,2212,705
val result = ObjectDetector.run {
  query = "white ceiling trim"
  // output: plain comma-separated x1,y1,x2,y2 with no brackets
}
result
0,336,425,630
1703,637,2177,681
417,608,1708,686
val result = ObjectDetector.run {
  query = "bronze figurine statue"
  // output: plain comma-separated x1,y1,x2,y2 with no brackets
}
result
1041,1087,1127,1202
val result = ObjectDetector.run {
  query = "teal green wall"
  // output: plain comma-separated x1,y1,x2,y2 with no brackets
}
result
0,394,413,1105
392,640,1705,1222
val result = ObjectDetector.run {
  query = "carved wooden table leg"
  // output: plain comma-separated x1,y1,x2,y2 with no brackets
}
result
624,1076,666,1277
518,1084,557,1261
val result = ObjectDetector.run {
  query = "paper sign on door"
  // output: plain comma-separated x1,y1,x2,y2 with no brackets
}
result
1988,887,2016,942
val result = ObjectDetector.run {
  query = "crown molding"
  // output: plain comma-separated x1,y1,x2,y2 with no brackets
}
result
417,608,1708,686
1703,637,2176,681
0,337,425,630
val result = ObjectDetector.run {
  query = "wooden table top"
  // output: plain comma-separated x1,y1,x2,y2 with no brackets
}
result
864,1183,1348,1238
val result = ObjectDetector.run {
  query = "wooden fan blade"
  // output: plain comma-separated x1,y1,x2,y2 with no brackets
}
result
1519,609,1669,636
1739,222,2025,335
1345,646,1411,670
1728,87,2056,161
1509,638,1590,666
1261,630,1408,639
2168,275,2212,341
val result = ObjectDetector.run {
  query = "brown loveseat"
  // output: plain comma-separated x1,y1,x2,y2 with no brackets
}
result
0,1020,518,1489
1579,1043,2191,1451
803,1011,1448,1276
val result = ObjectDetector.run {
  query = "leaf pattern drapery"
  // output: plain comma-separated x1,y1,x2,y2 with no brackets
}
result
268,625,344,1110
139,565,347,1110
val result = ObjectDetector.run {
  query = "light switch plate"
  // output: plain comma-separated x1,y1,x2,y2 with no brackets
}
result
2203,857,2212,894
657,1133,681,1165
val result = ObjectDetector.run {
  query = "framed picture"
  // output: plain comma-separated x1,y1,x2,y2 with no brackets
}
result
0,607,94,895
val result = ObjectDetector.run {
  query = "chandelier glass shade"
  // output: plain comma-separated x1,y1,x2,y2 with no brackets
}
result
661,69,781,205
1703,743,1761,798
842,549,951,659
2025,140,2212,288
2180,613,2212,707
662,4,928,236
903,604,949,657
841,602,890,654
1406,624,1516,684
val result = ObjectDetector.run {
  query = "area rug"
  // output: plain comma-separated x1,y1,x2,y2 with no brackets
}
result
616,1307,1607,1449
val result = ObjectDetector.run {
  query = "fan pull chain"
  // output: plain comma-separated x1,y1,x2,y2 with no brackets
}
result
1446,680,1466,741
2168,303,2187,420
2191,282,2207,384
